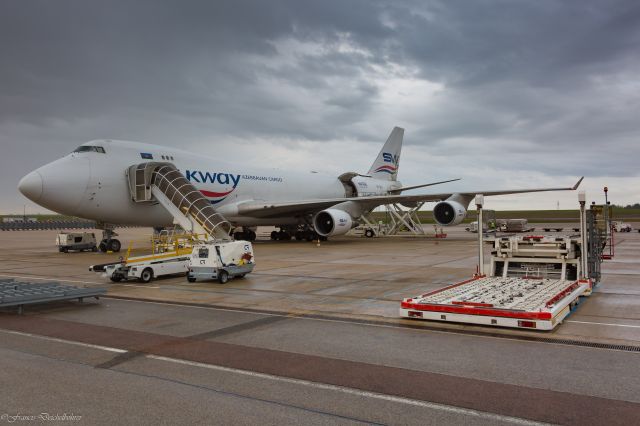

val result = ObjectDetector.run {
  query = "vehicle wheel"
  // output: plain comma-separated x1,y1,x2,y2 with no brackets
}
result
278,231,291,241
92,246,98,252
139,268,153,283
108,239,121,252
99,241,108,252
364,229,375,238
62,247,69,253
110,274,123,282
305,231,315,241
270,231,279,241
233,231,244,240
249,230,257,241
218,270,229,284
187,277,196,283
238,274,246,278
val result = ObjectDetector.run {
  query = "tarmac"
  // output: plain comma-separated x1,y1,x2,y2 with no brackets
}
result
1,225,639,424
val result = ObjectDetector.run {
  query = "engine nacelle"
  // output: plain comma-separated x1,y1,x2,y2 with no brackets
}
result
313,209,354,237
433,200,467,226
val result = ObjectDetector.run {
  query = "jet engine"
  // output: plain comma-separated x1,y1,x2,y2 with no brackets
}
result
313,209,354,237
433,200,467,226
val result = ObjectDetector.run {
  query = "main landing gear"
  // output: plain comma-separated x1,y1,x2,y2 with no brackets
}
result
270,226,327,242
233,228,257,242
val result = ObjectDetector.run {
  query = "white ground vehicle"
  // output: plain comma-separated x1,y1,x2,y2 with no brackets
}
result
612,221,633,232
187,241,255,283
102,252,191,283
56,232,98,252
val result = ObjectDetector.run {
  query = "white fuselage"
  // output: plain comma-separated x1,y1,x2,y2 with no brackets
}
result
20,140,401,227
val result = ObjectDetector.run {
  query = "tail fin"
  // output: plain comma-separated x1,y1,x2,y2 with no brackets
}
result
367,127,404,181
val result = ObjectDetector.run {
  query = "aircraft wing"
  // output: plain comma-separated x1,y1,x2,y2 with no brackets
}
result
235,177,583,218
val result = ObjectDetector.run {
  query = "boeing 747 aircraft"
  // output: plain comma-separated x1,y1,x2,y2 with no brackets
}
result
18,127,582,252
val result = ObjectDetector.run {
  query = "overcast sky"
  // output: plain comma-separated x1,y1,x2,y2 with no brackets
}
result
1,0,639,214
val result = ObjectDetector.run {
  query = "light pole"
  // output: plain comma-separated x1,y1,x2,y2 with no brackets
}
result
476,194,484,276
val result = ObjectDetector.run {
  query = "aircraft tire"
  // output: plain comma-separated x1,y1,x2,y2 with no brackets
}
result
108,239,121,252
278,231,291,241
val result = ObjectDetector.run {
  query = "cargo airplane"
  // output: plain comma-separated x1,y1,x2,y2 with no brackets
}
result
18,127,582,252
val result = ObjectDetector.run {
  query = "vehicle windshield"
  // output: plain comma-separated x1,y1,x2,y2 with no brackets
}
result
198,247,209,258
73,146,106,154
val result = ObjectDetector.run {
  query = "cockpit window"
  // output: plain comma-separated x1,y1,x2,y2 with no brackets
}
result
73,146,106,154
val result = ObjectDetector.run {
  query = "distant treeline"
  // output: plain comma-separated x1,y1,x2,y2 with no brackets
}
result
613,203,640,209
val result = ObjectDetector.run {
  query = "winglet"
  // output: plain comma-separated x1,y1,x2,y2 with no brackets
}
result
573,177,584,190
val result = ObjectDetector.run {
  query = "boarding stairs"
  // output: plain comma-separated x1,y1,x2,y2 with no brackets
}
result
126,162,232,241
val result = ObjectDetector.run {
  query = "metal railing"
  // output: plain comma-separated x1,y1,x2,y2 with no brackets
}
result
151,164,232,240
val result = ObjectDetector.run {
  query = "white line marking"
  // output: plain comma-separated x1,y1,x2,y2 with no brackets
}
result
0,329,127,353
147,355,545,425
566,320,640,329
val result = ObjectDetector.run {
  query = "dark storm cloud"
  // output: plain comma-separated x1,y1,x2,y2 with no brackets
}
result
1,0,639,212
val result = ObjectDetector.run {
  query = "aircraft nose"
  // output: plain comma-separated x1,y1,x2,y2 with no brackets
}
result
18,171,44,202
18,156,91,215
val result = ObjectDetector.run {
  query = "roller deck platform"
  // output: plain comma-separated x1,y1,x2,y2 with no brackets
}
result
400,276,590,330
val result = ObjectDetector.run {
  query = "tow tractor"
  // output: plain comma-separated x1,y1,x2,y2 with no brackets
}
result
400,192,609,330
187,240,255,283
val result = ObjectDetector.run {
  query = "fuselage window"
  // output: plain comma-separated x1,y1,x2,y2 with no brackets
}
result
73,146,106,154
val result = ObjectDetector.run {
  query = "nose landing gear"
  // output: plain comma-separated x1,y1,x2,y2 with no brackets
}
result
97,225,121,252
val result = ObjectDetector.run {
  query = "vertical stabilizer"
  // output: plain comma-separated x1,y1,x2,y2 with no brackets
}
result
367,127,404,181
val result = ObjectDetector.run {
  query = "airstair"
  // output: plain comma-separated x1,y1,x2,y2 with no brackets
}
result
126,162,232,241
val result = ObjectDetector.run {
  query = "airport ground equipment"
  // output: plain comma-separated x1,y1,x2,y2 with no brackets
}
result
93,163,252,283
127,162,232,240
400,191,604,330
56,232,98,253
612,221,633,232
496,218,534,233
0,278,106,314
93,233,197,283
356,203,427,237
400,276,589,330
187,240,255,283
